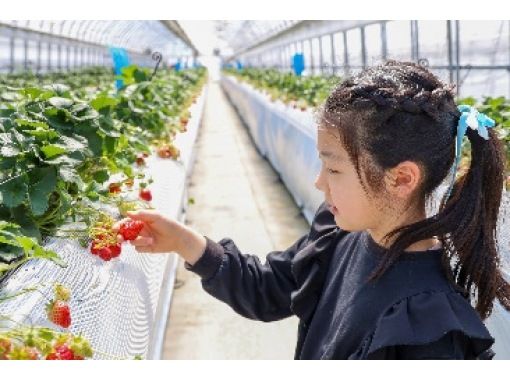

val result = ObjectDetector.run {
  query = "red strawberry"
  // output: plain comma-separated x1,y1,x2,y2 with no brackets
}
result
136,154,145,166
55,344,75,360
108,244,122,258
0,338,12,359
97,246,113,261
46,300,71,328
108,183,121,194
25,347,39,360
139,188,152,202
46,352,59,360
90,241,101,255
119,220,144,241
157,146,171,158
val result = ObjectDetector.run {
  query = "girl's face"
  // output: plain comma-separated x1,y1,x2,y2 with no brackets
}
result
314,127,383,232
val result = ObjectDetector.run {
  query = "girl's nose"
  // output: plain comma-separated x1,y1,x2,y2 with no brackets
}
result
315,169,326,192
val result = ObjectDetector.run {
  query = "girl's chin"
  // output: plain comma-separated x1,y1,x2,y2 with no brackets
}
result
328,204,339,214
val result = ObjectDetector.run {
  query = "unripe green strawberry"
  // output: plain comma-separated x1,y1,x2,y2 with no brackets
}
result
54,283,70,301
70,335,93,358
7,345,39,360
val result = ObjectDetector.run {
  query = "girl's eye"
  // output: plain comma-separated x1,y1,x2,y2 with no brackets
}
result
326,168,340,174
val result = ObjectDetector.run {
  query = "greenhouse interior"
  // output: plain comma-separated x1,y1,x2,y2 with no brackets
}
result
0,19,509,361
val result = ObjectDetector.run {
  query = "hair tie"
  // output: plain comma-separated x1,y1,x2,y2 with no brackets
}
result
443,105,496,203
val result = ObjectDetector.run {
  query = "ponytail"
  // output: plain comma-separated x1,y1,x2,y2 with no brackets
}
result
367,118,509,320
437,127,509,319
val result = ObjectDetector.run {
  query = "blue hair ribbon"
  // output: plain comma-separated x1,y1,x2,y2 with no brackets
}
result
443,104,496,203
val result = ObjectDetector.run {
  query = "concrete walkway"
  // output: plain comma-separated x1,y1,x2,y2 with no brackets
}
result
162,79,310,359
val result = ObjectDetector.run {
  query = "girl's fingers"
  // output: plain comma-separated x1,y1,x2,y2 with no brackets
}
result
134,246,154,253
112,218,131,232
126,210,161,223
129,236,154,246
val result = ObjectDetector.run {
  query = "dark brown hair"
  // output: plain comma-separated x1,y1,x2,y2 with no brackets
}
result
319,60,509,320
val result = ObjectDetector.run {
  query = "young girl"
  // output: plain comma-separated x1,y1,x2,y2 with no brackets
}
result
116,60,510,359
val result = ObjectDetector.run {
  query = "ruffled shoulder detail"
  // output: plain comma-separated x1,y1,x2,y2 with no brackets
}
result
361,290,495,359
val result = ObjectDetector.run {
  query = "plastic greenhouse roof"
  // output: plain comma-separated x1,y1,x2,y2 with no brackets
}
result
0,20,198,56
214,20,301,54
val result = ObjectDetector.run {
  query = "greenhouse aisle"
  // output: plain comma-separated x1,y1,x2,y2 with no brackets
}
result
162,79,310,359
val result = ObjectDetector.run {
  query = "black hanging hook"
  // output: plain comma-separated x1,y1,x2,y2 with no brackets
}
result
150,52,163,81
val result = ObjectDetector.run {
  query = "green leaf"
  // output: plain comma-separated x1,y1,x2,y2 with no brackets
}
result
0,92,22,102
58,135,87,152
48,97,74,109
78,128,102,156
15,235,35,251
29,168,57,216
71,108,99,122
32,245,67,267
0,133,12,144
0,145,20,157
0,175,28,208
91,95,119,111
43,155,81,167
0,263,11,272
25,127,60,140
37,329,56,341
104,136,117,154
41,144,67,158
11,205,41,242
59,166,83,186
93,170,109,184
22,87,53,100
14,118,49,129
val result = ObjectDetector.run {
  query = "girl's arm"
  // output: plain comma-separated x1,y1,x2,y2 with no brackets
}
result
117,202,335,322
183,232,310,322
184,201,335,321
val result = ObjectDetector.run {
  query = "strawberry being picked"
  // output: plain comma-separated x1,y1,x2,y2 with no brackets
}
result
119,219,144,241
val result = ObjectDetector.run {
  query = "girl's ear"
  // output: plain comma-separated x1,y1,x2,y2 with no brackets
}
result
384,161,422,199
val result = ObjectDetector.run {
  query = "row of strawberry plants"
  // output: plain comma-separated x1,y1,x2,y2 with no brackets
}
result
224,68,509,185
0,65,205,264
0,67,115,93
223,67,340,109
0,66,207,359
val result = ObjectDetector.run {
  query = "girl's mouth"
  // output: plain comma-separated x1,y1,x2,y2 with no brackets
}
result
328,204,338,214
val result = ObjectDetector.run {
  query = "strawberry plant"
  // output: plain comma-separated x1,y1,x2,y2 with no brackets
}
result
0,221,65,277
224,67,339,108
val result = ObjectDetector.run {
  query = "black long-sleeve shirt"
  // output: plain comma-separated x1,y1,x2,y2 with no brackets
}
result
184,202,495,359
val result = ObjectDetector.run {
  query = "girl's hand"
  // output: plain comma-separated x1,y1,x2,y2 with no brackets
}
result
113,210,207,265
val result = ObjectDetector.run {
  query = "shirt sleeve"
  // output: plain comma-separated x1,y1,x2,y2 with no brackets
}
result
183,202,334,322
